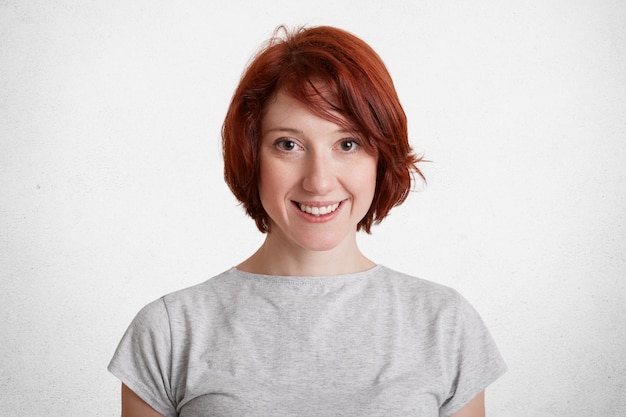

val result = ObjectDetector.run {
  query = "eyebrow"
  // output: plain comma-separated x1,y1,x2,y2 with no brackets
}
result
263,127,303,135
262,127,351,135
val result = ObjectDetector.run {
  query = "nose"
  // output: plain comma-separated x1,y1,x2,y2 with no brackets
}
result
302,151,336,195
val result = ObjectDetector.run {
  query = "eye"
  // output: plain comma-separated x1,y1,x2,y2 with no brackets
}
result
274,139,299,152
338,139,360,152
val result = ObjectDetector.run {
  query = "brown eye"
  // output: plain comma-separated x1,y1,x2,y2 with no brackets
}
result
275,139,298,151
339,139,359,152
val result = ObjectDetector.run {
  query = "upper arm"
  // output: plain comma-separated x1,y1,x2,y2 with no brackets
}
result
121,384,166,417
449,391,485,417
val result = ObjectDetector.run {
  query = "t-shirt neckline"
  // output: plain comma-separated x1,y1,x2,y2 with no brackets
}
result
229,264,384,285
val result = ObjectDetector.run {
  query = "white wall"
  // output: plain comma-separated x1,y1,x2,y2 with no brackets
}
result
1,0,625,415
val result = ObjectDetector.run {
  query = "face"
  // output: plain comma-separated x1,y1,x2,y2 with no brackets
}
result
258,91,378,253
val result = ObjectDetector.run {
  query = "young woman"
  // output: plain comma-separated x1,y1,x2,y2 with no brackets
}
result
109,25,506,417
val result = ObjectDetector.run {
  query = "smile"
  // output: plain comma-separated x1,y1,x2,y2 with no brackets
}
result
296,201,341,216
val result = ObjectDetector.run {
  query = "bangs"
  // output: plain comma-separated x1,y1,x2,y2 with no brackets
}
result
274,70,378,155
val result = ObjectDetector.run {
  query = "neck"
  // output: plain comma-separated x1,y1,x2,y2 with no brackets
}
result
237,233,375,277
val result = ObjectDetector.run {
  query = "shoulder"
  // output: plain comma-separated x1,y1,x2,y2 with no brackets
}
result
372,266,486,337
125,269,237,330
159,268,238,308
137,268,255,334
375,266,465,308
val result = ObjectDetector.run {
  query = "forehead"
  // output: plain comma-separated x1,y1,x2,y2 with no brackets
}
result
261,92,346,134
261,89,353,134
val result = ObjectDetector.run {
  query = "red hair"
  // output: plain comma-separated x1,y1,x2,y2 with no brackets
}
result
222,26,423,233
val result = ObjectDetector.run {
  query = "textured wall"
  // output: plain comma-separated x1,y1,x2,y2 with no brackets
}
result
1,0,625,415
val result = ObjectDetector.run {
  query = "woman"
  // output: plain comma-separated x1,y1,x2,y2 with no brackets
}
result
109,26,506,417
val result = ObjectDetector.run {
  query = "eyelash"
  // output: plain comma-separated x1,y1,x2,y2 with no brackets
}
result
273,138,301,152
338,139,361,152
272,138,361,153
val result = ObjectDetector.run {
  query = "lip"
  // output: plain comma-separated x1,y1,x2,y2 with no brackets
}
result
291,200,345,223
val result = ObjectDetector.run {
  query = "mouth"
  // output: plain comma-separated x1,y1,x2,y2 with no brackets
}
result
293,201,342,217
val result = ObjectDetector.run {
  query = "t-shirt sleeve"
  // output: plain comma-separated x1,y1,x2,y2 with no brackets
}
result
108,298,178,417
439,292,507,417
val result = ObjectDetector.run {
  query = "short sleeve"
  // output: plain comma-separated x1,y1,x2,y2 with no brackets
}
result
439,293,507,417
108,298,178,417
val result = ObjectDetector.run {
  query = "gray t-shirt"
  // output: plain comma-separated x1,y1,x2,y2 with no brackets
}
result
108,265,506,417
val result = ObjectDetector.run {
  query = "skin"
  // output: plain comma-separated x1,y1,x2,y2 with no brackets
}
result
121,384,485,416
119,90,487,416
121,384,163,417
238,90,378,276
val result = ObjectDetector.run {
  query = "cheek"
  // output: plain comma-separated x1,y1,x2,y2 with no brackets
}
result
258,164,273,204
361,158,378,194
258,157,291,206
348,157,378,208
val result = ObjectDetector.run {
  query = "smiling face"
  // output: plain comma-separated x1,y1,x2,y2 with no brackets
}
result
258,91,378,254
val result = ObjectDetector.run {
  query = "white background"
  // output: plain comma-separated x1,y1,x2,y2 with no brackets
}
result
1,0,625,415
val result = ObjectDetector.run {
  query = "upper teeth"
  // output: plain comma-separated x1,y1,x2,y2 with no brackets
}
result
299,202,340,216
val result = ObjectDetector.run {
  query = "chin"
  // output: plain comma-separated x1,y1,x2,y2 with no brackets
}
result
293,231,351,253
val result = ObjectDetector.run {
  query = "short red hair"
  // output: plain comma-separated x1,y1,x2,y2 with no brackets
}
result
222,26,423,233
